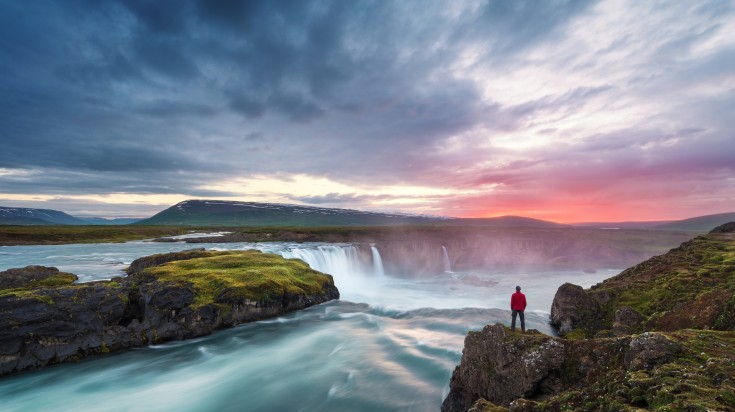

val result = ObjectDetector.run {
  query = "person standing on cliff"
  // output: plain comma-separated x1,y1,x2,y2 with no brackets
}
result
510,285,527,333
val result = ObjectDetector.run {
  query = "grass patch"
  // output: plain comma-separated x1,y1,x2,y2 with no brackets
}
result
0,225,195,245
0,274,120,304
142,250,334,307
591,233,735,329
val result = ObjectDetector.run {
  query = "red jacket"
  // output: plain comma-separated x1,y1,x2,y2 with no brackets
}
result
511,291,527,311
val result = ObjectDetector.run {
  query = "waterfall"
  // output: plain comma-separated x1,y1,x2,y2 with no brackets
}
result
279,244,388,301
279,244,388,277
371,245,385,276
281,245,364,275
441,245,452,273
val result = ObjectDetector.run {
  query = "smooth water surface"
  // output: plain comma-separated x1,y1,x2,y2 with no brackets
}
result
0,239,617,411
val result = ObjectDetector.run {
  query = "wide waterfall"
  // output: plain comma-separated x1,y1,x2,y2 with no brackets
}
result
280,245,371,276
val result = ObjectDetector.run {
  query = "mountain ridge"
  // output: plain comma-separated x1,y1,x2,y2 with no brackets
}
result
3,201,734,230
0,207,86,225
135,199,447,226
0,207,140,225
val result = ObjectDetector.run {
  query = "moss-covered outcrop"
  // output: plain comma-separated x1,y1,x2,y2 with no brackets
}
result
551,223,735,337
0,250,339,376
443,325,735,411
444,222,735,411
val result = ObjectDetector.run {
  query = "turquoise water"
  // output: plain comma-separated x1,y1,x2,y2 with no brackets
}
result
0,239,616,411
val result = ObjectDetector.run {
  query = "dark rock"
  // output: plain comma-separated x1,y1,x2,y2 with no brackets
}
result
0,266,77,289
710,221,735,233
549,283,600,334
441,323,703,411
624,332,682,371
0,283,127,375
613,306,645,336
442,324,566,411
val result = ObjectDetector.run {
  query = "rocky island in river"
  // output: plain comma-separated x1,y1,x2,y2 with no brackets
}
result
0,249,339,376
443,223,735,411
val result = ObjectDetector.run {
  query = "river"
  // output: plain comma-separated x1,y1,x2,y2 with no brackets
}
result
0,238,617,411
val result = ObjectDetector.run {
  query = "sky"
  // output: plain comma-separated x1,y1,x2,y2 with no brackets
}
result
1,0,734,222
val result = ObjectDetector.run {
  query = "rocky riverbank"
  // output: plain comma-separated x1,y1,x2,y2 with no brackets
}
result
0,249,339,376
443,223,735,411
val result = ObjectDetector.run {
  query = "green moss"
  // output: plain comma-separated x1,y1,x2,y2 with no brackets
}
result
142,250,334,308
564,328,589,340
27,273,78,287
0,225,194,245
0,289,55,304
469,398,507,412
592,233,735,330
531,329,735,411
0,275,123,306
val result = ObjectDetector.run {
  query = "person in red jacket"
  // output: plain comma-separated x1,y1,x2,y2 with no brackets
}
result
510,285,527,332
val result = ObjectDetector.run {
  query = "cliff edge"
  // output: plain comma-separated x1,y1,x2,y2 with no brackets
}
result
443,222,735,411
551,222,735,337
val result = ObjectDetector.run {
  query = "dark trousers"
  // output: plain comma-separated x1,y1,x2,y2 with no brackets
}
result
511,310,525,332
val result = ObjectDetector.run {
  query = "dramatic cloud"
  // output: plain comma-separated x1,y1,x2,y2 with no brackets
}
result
0,0,733,221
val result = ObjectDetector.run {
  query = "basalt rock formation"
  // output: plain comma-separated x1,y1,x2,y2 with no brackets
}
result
0,250,339,376
443,222,735,411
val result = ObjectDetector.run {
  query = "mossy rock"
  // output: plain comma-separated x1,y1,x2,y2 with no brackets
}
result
553,230,735,335
139,250,337,308
468,398,507,412
525,330,735,411
0,266,78,303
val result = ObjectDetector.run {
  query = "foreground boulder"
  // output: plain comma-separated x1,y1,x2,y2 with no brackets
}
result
0,250,339,376
442,324,735,411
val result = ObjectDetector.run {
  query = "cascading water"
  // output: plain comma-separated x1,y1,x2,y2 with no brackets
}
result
279,244,389,305
370,245,385,276
281,245,369,276
441,245,452,273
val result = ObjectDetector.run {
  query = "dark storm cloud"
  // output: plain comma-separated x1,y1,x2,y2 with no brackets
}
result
458,0,596,57
132,37,201,80
0,167,238,198
136,100,217,118
119,0,190,34
1,0,734,220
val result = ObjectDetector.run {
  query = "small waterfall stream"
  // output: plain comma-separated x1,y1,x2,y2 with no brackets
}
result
441,245,452,273
370,245,385,276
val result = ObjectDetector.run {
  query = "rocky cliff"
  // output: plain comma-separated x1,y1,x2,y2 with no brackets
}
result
442,325,734,411
551,224,735,337
443,223,735,411
0,250,339,376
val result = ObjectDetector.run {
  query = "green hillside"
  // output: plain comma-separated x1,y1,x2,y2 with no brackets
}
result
0,206,85,225
137,200,445,226
653,212,735,232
